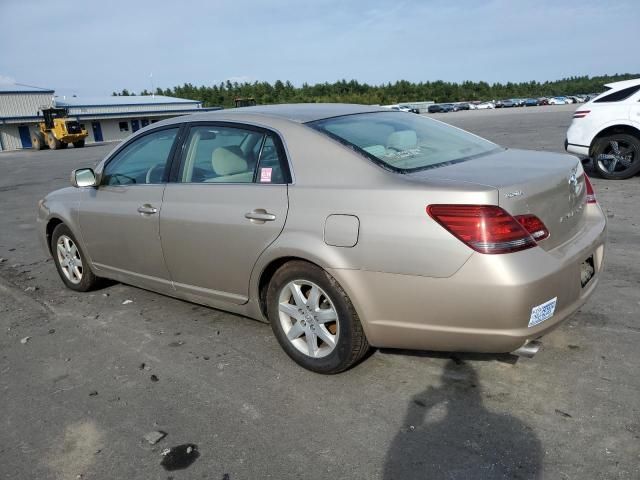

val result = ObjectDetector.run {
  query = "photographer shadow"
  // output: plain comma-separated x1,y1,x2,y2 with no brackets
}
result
383,360,542,479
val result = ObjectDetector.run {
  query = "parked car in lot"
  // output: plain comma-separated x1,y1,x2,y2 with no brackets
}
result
538,97,550,106
512,99,526,107
456,103,471,111
566,78,640,179
497,99,515,108
475,101,495,109
549,97,568,105
428,104,454,113
524,98,539,107
38,104,607,373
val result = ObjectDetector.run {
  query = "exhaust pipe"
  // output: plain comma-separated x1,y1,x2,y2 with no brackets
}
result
511,340,542,358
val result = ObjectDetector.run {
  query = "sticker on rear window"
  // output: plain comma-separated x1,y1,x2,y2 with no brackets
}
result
529,297,557,327
260,167,272,183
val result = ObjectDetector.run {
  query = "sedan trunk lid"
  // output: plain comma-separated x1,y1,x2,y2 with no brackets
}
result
406,149,586,250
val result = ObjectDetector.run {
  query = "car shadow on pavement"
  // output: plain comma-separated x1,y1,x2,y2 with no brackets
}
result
383,360,543,480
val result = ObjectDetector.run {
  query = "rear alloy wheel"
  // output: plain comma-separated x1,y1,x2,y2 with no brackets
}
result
51,224,100,291
267,261,369,374
593,134,640,180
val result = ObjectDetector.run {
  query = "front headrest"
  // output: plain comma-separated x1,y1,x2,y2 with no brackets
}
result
212,146,248,176
387,130,417,151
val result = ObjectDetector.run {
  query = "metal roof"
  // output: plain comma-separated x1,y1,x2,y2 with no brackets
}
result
54,95,201,108
0,83,54,94
183,103,389,123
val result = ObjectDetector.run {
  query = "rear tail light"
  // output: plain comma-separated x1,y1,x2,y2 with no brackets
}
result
427,205,548,254
584,174,597,204
573,110,590,118
513,214,549,241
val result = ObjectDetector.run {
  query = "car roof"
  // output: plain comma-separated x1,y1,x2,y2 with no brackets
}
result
181,103,390,124
604,78,640,90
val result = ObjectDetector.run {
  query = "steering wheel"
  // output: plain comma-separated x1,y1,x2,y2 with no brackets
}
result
145,164,165,184
110,173,136,185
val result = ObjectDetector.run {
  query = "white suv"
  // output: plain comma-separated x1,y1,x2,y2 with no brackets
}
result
566,78,640,179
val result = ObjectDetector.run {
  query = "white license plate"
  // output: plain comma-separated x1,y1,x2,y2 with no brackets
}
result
528,297,557,328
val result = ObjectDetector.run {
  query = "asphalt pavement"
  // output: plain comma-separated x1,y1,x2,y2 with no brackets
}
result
0,104,638,479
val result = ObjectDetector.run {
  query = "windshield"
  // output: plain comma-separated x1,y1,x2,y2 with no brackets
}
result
308,111,500,172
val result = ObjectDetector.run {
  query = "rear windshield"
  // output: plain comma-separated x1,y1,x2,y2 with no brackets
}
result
308,111,500,172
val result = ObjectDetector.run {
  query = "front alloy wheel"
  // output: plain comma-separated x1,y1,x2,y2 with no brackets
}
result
51,223,100,292
56,234,83,284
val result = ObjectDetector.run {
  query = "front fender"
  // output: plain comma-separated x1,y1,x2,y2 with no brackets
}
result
37,187,83,258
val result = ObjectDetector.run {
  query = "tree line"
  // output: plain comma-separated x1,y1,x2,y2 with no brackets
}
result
112,74,639,107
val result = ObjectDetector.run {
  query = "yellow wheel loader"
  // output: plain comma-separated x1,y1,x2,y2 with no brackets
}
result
31,108,88,150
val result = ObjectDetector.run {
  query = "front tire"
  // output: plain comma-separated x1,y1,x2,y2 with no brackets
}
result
31,132,45,150
592,133,640,180
73,139,85,148
51,224,100,291
47,132,61,150
266,261,369,374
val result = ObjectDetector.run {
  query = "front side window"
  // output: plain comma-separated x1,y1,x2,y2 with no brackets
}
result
178,125,287,184
309,112,499,172
102,127,179,185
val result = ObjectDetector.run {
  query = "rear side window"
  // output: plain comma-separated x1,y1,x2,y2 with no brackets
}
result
594,85,640,103
178,125,288,184
309,112,499,172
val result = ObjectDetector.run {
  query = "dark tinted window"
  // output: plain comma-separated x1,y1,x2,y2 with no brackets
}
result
594,85,640,103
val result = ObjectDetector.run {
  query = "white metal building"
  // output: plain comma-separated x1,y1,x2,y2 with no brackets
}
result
0,83,55,151
0,83,219,151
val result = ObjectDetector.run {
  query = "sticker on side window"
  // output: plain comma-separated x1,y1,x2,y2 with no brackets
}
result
528,297,557,328
260,167,272,183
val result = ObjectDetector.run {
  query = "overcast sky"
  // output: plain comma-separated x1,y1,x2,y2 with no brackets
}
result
1,0,638,97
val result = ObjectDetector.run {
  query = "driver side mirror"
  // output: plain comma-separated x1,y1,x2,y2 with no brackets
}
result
70,168,97,188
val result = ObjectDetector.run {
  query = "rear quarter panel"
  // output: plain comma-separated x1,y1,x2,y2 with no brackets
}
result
251,122,498,292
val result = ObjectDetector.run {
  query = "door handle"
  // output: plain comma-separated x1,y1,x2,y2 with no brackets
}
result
245,210,276,222
137,204,158,215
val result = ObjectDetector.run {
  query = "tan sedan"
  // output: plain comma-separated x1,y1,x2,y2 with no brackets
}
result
38,104,607,373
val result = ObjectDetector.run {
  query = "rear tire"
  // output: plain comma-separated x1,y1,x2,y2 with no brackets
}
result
47,132,61,150
592,133,640,180
266,261,369,374
31,132,45,150
51,224,101,292
73,139,85,148
59,142,68,149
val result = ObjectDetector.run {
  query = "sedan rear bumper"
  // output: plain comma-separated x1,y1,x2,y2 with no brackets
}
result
329,207,606,353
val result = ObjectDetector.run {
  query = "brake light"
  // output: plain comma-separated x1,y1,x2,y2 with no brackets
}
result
584,174,597,204
513,214,549,241
573,110,590,118
427,205,541,254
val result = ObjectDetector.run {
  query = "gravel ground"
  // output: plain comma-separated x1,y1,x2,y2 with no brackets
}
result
0,104,638,479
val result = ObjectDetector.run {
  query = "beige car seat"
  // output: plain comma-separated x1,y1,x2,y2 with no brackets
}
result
207,146,254,183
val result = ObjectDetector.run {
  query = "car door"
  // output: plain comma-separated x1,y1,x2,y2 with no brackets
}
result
160,123,290,305
78,126,181,293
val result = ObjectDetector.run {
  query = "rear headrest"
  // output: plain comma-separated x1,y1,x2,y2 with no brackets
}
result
387,130,417,151
212,146,248,176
